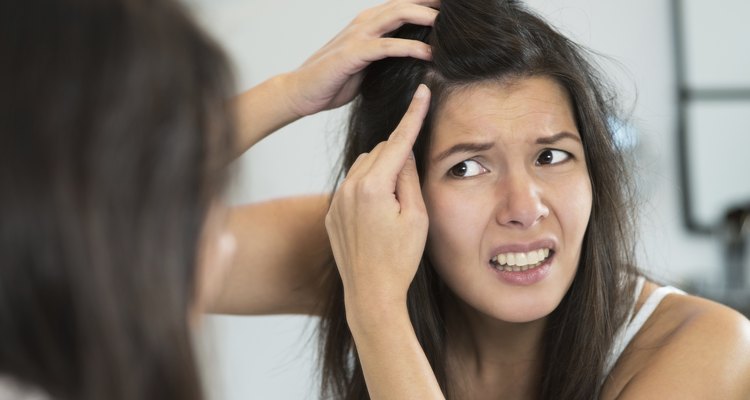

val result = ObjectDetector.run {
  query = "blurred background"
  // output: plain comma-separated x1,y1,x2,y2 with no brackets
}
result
184,0,750,398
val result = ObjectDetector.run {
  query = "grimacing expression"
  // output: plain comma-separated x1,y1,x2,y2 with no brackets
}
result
422,76,593,323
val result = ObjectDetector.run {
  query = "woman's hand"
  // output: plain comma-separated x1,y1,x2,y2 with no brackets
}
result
326,84,444,399
325,84,430,313
280,0,438,118
234,0,437,156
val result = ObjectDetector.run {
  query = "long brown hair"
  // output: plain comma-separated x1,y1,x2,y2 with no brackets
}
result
320,0,639,398
0,0,234,399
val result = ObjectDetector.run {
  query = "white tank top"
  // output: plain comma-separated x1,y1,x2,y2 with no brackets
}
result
602,277,686,380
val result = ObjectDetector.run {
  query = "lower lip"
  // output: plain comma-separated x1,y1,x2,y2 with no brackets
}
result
489,254,554,286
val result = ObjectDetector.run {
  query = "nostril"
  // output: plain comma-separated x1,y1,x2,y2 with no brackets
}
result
494,183,548,228
498,210,546,229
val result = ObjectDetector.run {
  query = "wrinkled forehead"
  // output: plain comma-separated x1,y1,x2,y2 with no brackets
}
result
427,76,578,150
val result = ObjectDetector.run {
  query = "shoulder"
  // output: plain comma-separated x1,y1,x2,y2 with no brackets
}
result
606,282,750,399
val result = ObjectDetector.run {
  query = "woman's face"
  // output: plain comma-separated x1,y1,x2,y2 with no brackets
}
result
422,76,592,323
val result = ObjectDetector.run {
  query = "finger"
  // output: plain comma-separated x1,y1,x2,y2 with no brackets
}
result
395,151,426,214
346,152,371,180
400,0,440,8
390,0,440,7
388,84,430,147
369,3,439,36
371,84,431,183
346,141,386,182
361,38,433,62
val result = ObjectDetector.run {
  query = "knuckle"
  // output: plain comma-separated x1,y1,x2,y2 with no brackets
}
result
398,165,415,178
324,212,333,230
349,152,370,172
354,8,375,25
369,141,386,157
341,41,359,56
394,1,412,16
353,152,369,164
379,38,397,52
339,180,356,197
357,177,381,197
388,0,408,9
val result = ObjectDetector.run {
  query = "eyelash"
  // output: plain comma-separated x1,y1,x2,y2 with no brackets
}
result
536,149,572,166
447,149,573,179
448,159,487,178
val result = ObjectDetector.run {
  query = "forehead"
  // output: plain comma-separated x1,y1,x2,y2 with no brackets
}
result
429,76,577,149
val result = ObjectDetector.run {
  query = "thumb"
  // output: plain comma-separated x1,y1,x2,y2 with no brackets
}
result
395,152,426,214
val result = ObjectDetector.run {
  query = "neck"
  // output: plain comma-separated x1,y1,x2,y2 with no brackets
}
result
444,294,546,398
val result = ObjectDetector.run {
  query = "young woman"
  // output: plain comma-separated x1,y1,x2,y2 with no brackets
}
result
324,0,750,399
0,0,437,398
1,1,235,398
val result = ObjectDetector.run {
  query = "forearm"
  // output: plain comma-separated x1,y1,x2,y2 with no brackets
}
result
231,73,300,158
206,194,332,315
347,301,445,400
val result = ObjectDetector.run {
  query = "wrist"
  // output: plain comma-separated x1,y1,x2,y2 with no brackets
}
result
270,72,306,120
232,73,304,155
344,293,410,336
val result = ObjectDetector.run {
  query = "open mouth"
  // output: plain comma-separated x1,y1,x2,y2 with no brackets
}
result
490,248,553,272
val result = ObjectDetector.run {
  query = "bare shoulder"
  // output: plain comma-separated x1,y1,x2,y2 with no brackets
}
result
608,282,750,399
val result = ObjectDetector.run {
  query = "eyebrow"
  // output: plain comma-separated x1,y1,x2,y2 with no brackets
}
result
536,131,581,145
432,141,495,163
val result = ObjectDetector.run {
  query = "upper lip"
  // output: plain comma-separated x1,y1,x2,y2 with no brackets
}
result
487,238,557,260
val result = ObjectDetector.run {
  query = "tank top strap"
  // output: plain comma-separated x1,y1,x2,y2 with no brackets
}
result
602,277,686,381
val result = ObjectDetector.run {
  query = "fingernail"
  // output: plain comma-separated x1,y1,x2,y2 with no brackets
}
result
408,151,415,160
415,84,429,98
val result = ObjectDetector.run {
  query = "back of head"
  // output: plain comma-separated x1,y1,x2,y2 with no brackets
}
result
325,0,637,398
0,0,234,399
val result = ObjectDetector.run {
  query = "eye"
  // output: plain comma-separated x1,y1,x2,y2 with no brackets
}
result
449,160,487,178
536,149,571,166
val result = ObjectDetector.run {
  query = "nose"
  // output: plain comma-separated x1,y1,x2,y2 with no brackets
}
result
494,170,549,229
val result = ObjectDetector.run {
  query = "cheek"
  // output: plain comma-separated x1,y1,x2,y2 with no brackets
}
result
423,184,491,268
554,172,593,244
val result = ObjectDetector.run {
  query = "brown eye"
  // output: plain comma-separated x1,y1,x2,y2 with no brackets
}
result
536,149,571,166
449,160,487,178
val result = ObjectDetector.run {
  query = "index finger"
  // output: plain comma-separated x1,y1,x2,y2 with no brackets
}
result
370,3,439,37
405,0,440,8
370,84,431,182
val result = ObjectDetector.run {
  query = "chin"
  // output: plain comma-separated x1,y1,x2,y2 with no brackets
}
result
486,296,561,324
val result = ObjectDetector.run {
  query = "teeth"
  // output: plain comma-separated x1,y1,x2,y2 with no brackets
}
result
516,252,527,266
491,248,551,269
498,254,507,265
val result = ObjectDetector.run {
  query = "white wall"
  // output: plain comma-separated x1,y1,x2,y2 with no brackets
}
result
187,1,735,398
